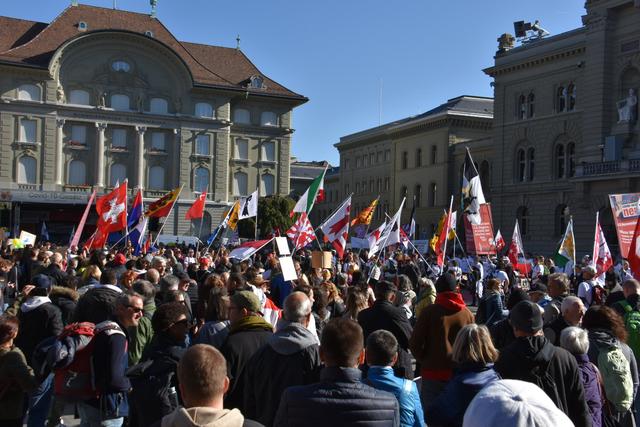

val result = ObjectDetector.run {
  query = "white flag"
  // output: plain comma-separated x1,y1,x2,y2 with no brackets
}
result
239,190,258,220
369,198,405,259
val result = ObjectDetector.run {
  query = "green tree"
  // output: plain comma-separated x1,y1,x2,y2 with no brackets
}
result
253,195,294,238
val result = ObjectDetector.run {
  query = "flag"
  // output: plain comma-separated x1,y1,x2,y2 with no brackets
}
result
130,216,148,256
553,219,576,268
70,189,96,250
401,200,416,241
448,211,457,241
40,221,49,241
430,212,448,253
319,196,352,259
507,220,528,275
128,189,143,228
239,190,258,220
227,201,241,231
629,204,640,280
229,238,274,261
351,198,379,227
185,188,207,220
367,221,387,253
146,187,180,218
434,208,453,268
291,168,326,217
206,223,224,246
286,212,316,251
369,198,406,259
494,229,505,252
96,182,128,233
461,148,486,225
593,214,613,277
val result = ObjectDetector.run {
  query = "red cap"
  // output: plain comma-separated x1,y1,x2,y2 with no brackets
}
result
199,257,211,266
114,253,127,265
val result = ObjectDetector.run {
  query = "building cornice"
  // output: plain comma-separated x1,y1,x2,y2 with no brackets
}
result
484,46,586,77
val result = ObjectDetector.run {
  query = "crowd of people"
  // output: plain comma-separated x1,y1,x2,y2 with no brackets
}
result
0,242,639,427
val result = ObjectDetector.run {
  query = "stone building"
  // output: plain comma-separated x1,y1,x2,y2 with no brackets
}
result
289,158,330,225
334,96,493,239
0,4,306,241
483,0,640,255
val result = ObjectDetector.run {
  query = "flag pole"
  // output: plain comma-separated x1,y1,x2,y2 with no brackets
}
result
152,185,184,247
383,212,436,275
195,188,208,256
314,193,354,253
593,211,600,264
355,195,380,259
440,195,454,268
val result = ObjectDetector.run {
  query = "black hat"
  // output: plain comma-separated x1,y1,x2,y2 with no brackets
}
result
509,300,543,333
435,273,457,293
375,280,397,294
528,282,548,294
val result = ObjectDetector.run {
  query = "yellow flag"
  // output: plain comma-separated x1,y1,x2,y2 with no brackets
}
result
351,198,379,227
430,212,447,252
227,201,241,231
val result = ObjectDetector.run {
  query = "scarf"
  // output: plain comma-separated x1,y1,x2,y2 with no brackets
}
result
435,291,466,312
229,315,274,334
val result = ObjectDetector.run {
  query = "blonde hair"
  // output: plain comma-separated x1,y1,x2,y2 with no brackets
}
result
452,324,498,365
83,265,102,281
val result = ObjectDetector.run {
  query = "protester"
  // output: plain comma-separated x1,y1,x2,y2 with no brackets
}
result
194,286,231,348
543,295,585,346
475,278,505,327
274,318,399,426
489,288,529,350
578,265,604,307
543,272,570,324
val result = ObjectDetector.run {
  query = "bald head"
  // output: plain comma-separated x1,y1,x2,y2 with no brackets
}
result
283,291,312,326
623,279,640,298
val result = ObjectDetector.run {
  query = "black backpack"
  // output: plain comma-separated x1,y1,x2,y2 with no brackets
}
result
525,355,565,413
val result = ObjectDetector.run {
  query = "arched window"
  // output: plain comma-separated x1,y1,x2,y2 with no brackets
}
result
431,145,437,164
17,156,36,184
556,87,566,112
429,183,437,207
151,132,166,151
71,125,87,145
194,167,209,192
555,205,570,237
518,95,527,120
110,163,126,187
480,161,490,192
527,148,535,181
527,93,535,118
196,134,210,155
19,119,37,143
195,102,213,118
111,129,127,148
568,83,576,111
416,148,422,167
261,173,275,196
68,160,86,185
555,144,565,179
262,141,275,162
234,138,248,160
233,172,248,196
402,151,408,169
517,149,526,182
414,184,421,207
567,142,576,177
148,166,165,190
110,94,130,111
233,108,251,124
149,98,168,114
516,206,529,237
260,111,277,127
18,84,40,101
69,89,90,105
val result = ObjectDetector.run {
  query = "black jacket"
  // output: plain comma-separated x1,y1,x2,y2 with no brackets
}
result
244,321,321,427
41,264,68,287
49,286,78,325
543,316,570,346
73,286,121,324
495,335,591,427
274,366,399,427
15,297,63,363
488,318,516,351
357,300,413,379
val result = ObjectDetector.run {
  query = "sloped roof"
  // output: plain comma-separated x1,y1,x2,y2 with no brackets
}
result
0,4,306,101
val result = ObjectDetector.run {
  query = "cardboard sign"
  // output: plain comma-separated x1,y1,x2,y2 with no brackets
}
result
275,237,290,256
463,204,496,255
19,230,37,246
609,193,640,258
279,256,297,281
311,251,332,269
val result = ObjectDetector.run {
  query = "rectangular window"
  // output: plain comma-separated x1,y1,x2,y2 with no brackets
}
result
196,134,210,155
234,138,249,159
384,177,390,191
71,125,86,144
385,150,390,162
262,141,276,161
20,119,37,143
377,151,382,163
112,129,127,148
151,132,166,151
370,153,375,165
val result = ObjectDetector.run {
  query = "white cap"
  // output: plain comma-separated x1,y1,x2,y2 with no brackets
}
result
463,380,573,427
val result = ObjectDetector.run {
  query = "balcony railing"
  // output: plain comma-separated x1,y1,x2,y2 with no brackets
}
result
577,159,640,177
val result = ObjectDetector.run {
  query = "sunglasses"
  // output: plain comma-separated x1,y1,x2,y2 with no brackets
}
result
126,305,144,314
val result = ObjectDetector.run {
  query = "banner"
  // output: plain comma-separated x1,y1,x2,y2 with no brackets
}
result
609,193,640,258
463,203,496,255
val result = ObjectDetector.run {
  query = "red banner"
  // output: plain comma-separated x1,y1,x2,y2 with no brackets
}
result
609,193,640,258
464,203,496,255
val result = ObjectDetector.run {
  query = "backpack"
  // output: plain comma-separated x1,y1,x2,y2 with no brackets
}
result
525,356,565,413
591,284,606,306
619,301,640,364
597,342,633,413
52,321,124,401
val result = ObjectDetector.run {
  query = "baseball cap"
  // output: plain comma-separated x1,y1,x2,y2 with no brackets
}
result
114,253,126,265
509,300,543,333
32,274,52,289
231,290,262,314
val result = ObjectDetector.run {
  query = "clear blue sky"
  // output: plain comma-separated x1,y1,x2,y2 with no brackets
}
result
3,0,585,165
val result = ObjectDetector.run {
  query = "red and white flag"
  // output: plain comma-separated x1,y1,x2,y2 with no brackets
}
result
319,196,352,259
629,204,640,280
593,214,613,277
494,229,506,252
507,220,528,275
185,188,207,220
366,221,387,256
228,238,274,261
89,182,128,249
286,212,316,251
369,198,406,260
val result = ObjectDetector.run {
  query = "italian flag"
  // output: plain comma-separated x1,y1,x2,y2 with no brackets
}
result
291,167,326,217
553,218,575,268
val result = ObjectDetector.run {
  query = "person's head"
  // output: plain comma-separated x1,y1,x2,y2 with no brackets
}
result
486,278,501,293
151,301,189,343
320,318,364,368
29,274,53,297
452,323,499,365
374,281,397,301
345,287,368,319
145,268,160,285
582,305,628,342
159,274,179,294
120,270,138,289
0,315,19,347
559,326,589,356
366,330,398,367
227,273,246,293
560,296,585,326
623,279,640,299
113,292,144,328
132,280,156,304
435,272,458,293
228,290,261,324
163,289,186,305
51,252,64,267
509,301,543,337
84,264,102,282
151,257,167,275
505,288,530,310
283,291,312,327
178,345,228,409
582,265,597,280
100,269,117,286
205,287,230,322
547,273,569,298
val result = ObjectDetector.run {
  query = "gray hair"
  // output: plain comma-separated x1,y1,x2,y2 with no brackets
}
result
418,277,434,289
152,256,167,267
560,326,589,355
132,280,156,302
115,291,143,308
397,274,412,292
159,275,179,293
561,296,582,315
283,291,312,323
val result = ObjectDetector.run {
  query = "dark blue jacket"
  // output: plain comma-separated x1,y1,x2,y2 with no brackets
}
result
476,291,504,327
366,366,423,427
274,366,399,427
425,363,500,427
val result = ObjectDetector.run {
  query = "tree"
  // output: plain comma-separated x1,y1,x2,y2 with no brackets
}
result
254,195,295,238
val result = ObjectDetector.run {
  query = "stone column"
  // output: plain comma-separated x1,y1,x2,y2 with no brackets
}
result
136,126,146,189
55,119,65,186
173,129,180,189
95,122,107,187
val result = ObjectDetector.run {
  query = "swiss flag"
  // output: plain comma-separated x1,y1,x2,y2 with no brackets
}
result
96,182,128,233
185,189,207,220
593,216,614,277
319,196,351,259
494,229,506,252
629,213,640,279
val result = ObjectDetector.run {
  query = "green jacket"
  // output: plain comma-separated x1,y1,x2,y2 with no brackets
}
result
128,316,154,366
0,346,39,420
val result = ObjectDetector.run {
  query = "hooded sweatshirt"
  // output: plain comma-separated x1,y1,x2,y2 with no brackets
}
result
161,407,245,427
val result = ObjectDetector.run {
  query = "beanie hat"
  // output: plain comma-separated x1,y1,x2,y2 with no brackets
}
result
435,273,457,293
